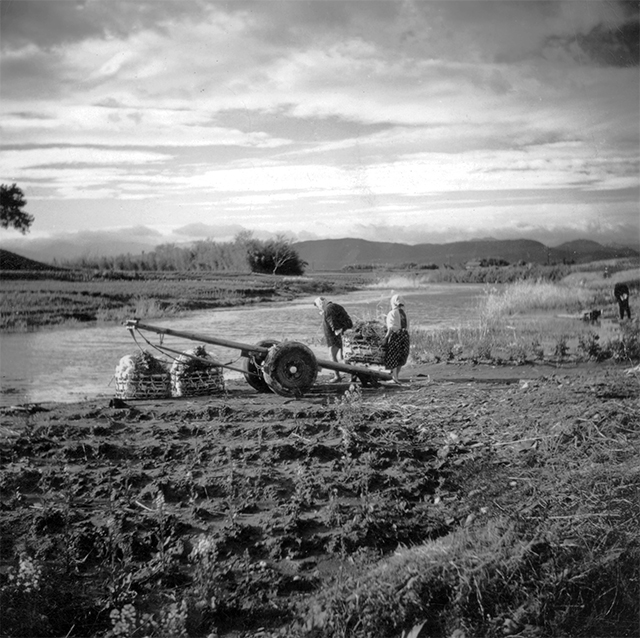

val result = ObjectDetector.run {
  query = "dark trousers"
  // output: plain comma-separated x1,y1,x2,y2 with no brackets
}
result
617,299,631,319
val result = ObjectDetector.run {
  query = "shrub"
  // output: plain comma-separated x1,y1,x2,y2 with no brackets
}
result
245,236,307,275
605,318,640,362
577,332,605,361
554,335,569,359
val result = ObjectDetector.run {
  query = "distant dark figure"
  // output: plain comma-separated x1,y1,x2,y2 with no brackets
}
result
582,309,602,324
314,297,353,382
614,283,631,320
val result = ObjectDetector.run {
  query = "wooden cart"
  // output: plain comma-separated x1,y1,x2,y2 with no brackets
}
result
125,319,392,397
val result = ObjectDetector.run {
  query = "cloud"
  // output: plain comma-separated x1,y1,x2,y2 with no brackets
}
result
0,0,210,49
579,19,639,67
0,1,637,250
0,225,167,261
171,222,246,241
1,147,171,170
0,100,293,148
345,209,640,248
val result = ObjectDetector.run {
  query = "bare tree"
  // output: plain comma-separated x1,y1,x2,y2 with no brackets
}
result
270,234,297,275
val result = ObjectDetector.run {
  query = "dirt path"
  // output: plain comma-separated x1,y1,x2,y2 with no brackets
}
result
1,361,638,637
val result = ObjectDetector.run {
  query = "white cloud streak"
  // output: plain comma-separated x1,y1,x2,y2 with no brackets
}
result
0,0,637,247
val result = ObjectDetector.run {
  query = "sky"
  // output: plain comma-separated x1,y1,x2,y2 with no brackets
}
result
1,0,639,258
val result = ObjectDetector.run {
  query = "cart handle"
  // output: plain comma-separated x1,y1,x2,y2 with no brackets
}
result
126,319,270,357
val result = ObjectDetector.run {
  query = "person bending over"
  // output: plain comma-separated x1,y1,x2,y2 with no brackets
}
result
314,297,353,382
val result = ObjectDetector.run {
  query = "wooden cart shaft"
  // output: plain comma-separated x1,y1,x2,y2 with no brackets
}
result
128,319,270,356
126,319,393,381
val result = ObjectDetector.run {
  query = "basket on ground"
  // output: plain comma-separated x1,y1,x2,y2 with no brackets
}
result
170,345,225,397
343,320,386,365
114,351,171,399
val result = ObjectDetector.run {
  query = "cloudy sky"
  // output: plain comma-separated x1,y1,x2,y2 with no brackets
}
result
1,0,639,255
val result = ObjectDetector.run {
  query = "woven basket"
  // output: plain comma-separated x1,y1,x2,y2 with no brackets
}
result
170,347,225,397
343,321,386,365
114,352,171,399
114,372,172,400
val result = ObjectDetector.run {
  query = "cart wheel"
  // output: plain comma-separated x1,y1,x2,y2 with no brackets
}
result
242,340,280,393
262,342,318,397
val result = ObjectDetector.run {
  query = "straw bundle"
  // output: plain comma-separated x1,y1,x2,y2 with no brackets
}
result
343,320,386,365
170,345,225,397
114,351,170,399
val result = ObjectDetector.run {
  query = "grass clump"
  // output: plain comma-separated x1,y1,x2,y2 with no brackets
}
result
605,318,640,362
299,518,638,638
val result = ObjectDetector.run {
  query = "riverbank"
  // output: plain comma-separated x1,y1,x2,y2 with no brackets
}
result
0,271,367,332
1,359,638,638
2,261,637,334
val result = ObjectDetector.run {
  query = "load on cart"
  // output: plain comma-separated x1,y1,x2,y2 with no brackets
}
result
342,320,387,366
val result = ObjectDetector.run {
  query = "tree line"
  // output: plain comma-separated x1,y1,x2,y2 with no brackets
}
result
1,183,307,275
58,233,307,276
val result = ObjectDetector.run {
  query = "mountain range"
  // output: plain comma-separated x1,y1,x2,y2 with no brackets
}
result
293,238,639,270
1,238,637,272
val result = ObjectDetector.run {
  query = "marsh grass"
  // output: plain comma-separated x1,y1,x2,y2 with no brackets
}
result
479,281,594,318
411,280,640,364
368,259,639,288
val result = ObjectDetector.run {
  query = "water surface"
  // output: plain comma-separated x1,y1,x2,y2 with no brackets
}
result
0,284,486,406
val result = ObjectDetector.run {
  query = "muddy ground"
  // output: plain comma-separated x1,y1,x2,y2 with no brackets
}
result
1,361,638,638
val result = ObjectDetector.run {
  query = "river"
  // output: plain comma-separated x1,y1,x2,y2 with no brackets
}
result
0,284,488,406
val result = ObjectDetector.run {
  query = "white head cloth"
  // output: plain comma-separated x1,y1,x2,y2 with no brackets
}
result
391,294,404,308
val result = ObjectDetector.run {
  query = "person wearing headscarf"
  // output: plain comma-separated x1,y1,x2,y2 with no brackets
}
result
314,297,353,382
384,294,410,384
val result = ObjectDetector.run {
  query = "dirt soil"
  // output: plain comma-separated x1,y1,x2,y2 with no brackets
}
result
1,360,638,637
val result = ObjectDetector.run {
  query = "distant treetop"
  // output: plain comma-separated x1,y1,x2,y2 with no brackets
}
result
1,184,34,234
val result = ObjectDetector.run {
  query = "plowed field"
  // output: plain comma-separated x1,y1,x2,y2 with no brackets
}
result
1,361,638,638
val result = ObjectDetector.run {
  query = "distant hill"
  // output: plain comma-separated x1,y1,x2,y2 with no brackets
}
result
0,235,156,264
294,238,639,271
0,248,63,271
553,240,638,263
